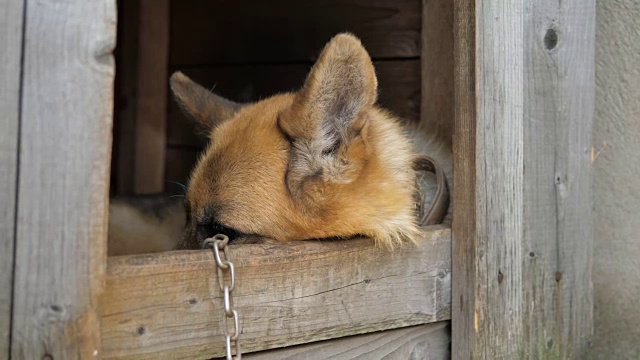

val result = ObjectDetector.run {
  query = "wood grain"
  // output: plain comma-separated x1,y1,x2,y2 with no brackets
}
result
245,322,450,359
473,2,525,357
0,0,24,357
170,0,421,65
451,2,479,356
10,1,116,358
133,0,170,194
167,60,421,148
421,0,454,145
101,227,452,359
452,0,594,358
452,0,525,358
522,1,595,358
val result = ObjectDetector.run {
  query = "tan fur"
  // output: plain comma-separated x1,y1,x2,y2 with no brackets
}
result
108,33,452,254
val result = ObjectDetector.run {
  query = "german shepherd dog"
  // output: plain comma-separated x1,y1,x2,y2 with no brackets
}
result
108,33,452,256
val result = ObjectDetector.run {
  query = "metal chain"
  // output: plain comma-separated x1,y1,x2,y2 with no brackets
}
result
203,234,242,360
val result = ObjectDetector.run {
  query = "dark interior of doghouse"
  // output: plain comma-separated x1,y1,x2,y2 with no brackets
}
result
110,0,422,197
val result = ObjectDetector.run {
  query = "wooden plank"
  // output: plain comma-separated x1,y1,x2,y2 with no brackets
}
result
167,60,421,148
133,0,170,194
452,0,525,358
170,0,421,65
451,2,478,356
421,0,454,146
245,322,450,359
112,0,140,195
522,1,595,358
101,227,452,359
10,1,116,358
452,0,594,358
0,0,24,357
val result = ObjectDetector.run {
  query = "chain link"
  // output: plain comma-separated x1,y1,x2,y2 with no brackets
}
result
203,234,242,360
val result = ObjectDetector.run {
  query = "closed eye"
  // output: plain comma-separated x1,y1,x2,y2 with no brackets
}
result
196,221,241,241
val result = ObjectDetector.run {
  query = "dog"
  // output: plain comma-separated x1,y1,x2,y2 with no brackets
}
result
108,33,452,256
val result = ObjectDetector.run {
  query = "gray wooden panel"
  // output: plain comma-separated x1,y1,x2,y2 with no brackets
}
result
452,1,526,357
522,0,595,358
451,2,478,355
452,0,594,358
10,0,116,358
101,228,451,359
245,323,450,360
0,0,24,357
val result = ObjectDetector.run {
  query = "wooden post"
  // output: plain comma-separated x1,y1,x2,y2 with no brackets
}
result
133,0,170,194
112,0,140,195
10,1,116,358
0,0,25,357
113,0,169,195
452,0,595,358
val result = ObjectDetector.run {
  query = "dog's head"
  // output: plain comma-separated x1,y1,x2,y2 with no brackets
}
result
172,33,420,249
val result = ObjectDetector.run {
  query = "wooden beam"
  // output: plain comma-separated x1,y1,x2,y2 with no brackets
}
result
452,0,594,358
101,227,452,359
245,322,450,359
0,0,24,357
421,0,454,145
451,2,479,356
453,2,525,358
133,0,170,194
10,1,116,358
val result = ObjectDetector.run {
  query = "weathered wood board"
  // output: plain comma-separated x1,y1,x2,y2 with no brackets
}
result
451,2,479,357
245,322,450,359
101,227,451,359
167,60,421,148
10,0,116,358
522,1,595,358
170,0,421,65
452,0,595,358
0,0,24,357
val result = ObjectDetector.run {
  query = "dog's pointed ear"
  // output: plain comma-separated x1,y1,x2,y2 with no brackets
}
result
282,33,378,147
170,71,243,134
281,34,379,201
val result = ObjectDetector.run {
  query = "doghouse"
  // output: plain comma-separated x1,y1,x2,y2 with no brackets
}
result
1,0,595,359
